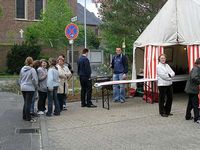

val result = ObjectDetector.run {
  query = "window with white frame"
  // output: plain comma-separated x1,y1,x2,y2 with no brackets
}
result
16,0,27,19
35,0,44,20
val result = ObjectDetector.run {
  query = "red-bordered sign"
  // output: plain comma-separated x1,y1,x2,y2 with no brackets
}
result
65,23,79,40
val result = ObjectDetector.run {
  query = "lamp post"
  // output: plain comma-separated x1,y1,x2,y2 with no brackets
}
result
122,37,126,55
84,0,87,48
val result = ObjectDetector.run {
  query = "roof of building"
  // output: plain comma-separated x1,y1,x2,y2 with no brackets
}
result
134,0,200,47
77,3,102,26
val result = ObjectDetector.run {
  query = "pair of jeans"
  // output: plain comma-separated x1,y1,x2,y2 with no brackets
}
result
38,91,47,112
30,91,37,113
79,76,92,106
113,73,125,101
185,94,199,122
47,87,60,115
22,91,34,121
63,94,67,106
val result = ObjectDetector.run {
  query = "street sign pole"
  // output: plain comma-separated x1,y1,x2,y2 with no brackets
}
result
69,39,75,96
84,0,87,48
65,23,79,96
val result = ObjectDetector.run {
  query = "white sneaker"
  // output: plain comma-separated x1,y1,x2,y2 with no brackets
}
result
30,118,36,123
63,105,67,110
37,111,45,115
196,120,200,124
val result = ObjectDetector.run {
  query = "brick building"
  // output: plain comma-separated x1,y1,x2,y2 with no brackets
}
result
0,0,77,72
0,0,77,44
0,0,102,72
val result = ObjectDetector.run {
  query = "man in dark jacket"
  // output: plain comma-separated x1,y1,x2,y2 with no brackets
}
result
111,47,128,103
77,48,97,108
185,58,200,123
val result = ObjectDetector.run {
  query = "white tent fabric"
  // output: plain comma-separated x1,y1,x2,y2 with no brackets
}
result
134,0,200,47
132,0,200,88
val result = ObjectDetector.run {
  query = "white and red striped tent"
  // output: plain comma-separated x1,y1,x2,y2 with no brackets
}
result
132,0,200,102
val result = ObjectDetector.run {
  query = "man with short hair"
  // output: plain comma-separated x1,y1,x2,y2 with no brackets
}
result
77,48,97,108
111,47,128,103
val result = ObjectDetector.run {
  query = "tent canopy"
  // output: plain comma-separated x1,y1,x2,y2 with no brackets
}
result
131,0,200,88
134,0,200,48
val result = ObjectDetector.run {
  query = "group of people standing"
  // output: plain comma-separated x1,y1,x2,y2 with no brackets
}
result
157,54,200,124
19,47,128,122
19,54,72,122
19,46,200,124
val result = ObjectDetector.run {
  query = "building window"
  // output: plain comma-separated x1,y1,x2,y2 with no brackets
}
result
16,0,27,19
35,0,43,20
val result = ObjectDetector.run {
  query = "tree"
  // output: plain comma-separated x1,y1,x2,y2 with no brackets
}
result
7,43,41,74
25,0,100,49
0,5,3,17
25,0,73,48
99,0,167,55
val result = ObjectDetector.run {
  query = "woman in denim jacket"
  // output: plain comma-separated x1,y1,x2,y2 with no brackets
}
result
46,58,60,116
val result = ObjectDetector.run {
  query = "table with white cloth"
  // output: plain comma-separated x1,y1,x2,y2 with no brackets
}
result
94,74,189,110
94,78,157,110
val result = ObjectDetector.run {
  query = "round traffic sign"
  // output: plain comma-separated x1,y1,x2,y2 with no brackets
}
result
65,23,79,40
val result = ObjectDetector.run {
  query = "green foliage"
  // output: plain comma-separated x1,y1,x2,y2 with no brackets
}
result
25,0,73,48
75,25,100,49
100,0,167,55
25,24,40,45
7,43,41,74
87,30,100,49
0,5,3,17
25,0,100,49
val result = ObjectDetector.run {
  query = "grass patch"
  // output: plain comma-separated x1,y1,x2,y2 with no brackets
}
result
0,74,19,79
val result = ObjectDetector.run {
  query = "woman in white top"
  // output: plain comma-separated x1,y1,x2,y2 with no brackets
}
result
56,57,71,111
157,54,175,117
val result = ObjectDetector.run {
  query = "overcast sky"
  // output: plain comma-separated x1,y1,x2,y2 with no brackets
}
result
77,0,99,17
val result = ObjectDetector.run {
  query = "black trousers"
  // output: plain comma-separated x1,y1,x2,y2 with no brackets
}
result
185,94,199,122
57,93,66,111
38,91,47,112
158,85,173,115
22,91,34,121
79,76,92,106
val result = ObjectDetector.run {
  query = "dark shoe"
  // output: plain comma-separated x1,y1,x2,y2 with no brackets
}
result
167,113,173,116
81,104,87,107
53,113,60,116
113,99,120,102
31,113,38,117
185,116,193,120
46,113,52,117
87,104,97,108
161,114,168,117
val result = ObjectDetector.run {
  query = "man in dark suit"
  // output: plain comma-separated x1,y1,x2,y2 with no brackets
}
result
77,48,97,108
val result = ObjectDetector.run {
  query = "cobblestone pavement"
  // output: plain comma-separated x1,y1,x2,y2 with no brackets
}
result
41,93,200,150
0,92,40,150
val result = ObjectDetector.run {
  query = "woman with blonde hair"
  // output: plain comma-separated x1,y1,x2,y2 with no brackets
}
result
19,56,38,123
56,56,71,111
